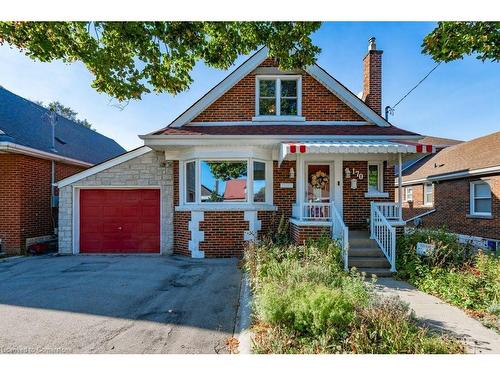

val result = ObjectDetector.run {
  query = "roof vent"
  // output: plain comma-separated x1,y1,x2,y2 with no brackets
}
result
368,37,377,51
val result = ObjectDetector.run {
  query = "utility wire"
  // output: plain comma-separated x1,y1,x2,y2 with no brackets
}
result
385,62,442,119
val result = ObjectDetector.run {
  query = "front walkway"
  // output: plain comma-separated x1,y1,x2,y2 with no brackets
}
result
375,278,500,354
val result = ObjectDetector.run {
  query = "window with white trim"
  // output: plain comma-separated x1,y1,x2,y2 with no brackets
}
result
181,159,271,205
424,183,433,206
367,162,383,193
256,76,301,117
404,186,413,202
470,180,492,216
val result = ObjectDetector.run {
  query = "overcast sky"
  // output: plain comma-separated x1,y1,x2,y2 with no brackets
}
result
1,21,498,150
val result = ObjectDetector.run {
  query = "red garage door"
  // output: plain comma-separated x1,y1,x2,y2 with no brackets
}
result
79,189,160,253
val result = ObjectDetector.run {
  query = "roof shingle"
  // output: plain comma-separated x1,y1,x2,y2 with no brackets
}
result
0,86,126,164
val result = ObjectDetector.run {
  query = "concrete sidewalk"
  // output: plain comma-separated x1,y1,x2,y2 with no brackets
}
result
375,278,500,354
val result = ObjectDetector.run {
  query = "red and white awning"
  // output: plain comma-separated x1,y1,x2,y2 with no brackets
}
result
279,141,435,164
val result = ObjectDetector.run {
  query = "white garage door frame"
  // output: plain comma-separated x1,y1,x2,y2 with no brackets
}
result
71,185,164,255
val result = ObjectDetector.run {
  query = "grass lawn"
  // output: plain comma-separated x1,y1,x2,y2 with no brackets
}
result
244,237,464,354
396,228,500,333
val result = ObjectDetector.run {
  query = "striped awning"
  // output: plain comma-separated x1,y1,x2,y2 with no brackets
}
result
279,141,435,164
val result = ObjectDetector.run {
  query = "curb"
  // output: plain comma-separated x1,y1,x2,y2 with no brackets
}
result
235,273,253,354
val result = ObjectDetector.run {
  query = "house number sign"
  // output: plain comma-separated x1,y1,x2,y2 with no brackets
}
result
345,167,363,190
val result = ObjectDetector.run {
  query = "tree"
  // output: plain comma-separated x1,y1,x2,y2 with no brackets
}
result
0,22,321,101
37,100,94,129
423,22,500,62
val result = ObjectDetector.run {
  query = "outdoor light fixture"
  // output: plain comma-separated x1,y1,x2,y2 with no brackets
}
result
289,167,295,179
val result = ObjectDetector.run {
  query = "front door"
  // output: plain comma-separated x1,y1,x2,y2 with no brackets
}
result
304,163,333,219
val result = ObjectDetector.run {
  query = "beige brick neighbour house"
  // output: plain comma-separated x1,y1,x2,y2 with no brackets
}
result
399,132,500,251
57,38,439,274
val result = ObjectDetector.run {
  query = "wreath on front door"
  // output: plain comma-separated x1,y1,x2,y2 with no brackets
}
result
310,170,329,189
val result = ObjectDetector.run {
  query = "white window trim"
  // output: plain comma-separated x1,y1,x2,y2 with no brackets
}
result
470,180,492,217
424,183,434,206
404,186,414,202
254,75,303,120
179,158,273,207
365,161,387,198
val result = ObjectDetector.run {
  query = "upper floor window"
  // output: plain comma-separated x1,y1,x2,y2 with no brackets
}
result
424,183,434,206
255,76,302,118
470,180,492,216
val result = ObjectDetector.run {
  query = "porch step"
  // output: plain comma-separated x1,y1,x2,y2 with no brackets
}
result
349,247,385,257
348,256,390,268
356,268,394,278
349,230,371,239
350,237,379,249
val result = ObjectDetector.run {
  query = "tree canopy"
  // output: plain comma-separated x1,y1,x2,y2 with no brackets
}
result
0,22,321,101
423,22,500,62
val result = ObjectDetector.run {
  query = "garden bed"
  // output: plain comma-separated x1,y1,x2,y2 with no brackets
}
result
396,228,500,333
244,237,464,354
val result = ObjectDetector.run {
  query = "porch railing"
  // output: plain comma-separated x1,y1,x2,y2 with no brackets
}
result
293,202,332,221
372,202,402,221
370,202,396,272
331,204,349,271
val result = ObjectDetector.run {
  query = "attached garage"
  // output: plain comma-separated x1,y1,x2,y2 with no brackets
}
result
79,189,160,253
56,147,173,255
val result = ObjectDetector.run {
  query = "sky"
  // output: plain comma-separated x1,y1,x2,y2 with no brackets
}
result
1,22,499,151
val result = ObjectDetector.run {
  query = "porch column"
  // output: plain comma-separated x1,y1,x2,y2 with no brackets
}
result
397,152,403,220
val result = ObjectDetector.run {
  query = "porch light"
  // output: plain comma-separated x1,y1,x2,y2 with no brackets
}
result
289,167,295,179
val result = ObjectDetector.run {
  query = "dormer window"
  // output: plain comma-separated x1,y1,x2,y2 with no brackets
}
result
254,75,303,121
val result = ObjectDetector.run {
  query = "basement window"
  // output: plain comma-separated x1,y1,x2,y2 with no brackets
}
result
254,76,303,120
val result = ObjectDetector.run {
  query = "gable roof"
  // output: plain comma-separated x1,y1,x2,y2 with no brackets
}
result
402,131,500,183
158,47,392,131
417,136,463,148
0,86,126,165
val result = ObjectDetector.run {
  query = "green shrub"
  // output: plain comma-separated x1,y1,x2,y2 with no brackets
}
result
397,228,500,331
348,297,464,354
246,236,463,354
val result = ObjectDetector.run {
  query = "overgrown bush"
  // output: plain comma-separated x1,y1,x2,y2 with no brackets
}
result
397,228,500,331
245,236,464,354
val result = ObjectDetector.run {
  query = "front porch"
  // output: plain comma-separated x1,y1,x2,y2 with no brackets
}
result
281,140,433,274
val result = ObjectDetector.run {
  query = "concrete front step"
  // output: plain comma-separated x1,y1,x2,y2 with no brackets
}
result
356,267,393,277
349,247,385,257
350,237,379,248
348,256,390,268
349,230,371,239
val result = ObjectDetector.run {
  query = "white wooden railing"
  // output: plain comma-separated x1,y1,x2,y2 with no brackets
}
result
370,202,396,272
292,202,331,221
372,202,402,221
331,204,349,271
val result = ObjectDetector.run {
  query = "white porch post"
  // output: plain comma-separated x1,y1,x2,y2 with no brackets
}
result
397,152,403,220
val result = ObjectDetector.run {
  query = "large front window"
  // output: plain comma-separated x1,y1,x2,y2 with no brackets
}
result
201,161,248,202
256,76,301,117
182,159,270,205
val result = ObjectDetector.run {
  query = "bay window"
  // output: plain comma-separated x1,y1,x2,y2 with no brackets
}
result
181,159,271,205
255,76,302,118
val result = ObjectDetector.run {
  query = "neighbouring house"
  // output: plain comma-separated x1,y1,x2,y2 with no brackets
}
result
0,86,126,255
56,38,438,274
397,131,500,251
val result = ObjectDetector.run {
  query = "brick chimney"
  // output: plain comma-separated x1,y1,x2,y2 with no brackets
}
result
362,37,383,115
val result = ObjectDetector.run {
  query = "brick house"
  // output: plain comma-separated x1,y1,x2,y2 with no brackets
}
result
57,38,437,274
0,87,126,255
397,131,500,249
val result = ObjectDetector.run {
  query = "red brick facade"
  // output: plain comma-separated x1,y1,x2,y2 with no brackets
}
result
362,50,383,115
404,175,500,240
343,161,395,229
192,59,364,123
398,184,435,221
290,222,330,244
0,153,85,254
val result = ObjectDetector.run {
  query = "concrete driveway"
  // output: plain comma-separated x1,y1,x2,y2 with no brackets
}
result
0,255,242,354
